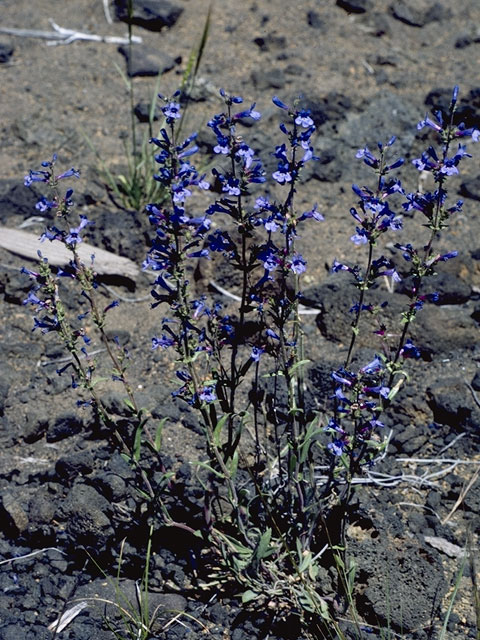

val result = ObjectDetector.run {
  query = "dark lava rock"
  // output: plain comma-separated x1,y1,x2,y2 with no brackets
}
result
471,371,480,391
460,175,480,201
114,0,183,31
307,277,404,345
23,408,49,443
55,450,95,481
251,68,286,91
253,33,287,52
336,0,372,13
427,378,475,428
0,491,29,537
410,304,478,354
27,487,57,527
46,411,85,442
392,423,430,455
61,483,113,549
134,101,161,122
424,87,480,129
0,180,43,224
338,90,418,161
390,0,424,26
299,91,353,128
118,44,179,77
0,42,14,63
0,378,10,416
308,146,343,182
2,268,33,305
349,534,446,632
397,271,472,305
306,10,325,29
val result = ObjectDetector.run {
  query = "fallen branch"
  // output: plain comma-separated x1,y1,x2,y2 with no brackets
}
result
0,19,142,46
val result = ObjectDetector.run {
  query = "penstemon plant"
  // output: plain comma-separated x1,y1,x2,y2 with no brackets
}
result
22,85,478,635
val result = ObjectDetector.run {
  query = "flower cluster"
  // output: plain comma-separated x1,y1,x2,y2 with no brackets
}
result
143,91,324,409
325,86,478,468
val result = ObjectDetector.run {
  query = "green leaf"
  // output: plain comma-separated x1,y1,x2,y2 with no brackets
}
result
195,460,225,479
133,422,142,463
228,450,239,480
289,359,311,375
241,590,258,604
255,527,272,562
298,551,312,573
154,417,168,452
123,398,136,412
213,413,229,448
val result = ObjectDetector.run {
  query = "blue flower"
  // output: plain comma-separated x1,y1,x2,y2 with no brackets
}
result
199,386,216,403
250,346,264,362
327,439,346,456
289,254,306,275
272,96,289,110
401,340,421,359
295,109,314,128
152,335,175,349
360,356,383,374
162,102,181,121
57,168,80,181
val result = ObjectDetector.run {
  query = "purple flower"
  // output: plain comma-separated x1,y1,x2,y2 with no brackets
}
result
162,102,181,121
295,109,314,128
152,335,175,350
401,340,421,359
234,103,261,120
251,346,264,362
272,96,289,110
272,163,292,184
356,146,379,168
327,439,347,456
24,170,49,187
264,218,280,233
298,204,324,222
65,215,91,246
289,254,307,275
35,197,57,213
57,168,80,181
360,356,383,374
199,386,216,404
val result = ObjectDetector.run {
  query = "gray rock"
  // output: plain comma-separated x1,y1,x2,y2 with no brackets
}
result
62,483,113,548
348,533,446,632
337,90,419,167
0,492,29,536
427,378,476,428
23,408,49,444
251,69,286,91
390,0,426,27
46,411,84,442
114,0,183,31
396,271,472,305
410,304,478,354
0,42,14,63
118,44,179,77
336,0,373,13
460,175,480,201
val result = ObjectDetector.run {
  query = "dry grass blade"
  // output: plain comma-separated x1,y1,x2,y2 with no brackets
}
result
48,601,88,633
441,465,480,525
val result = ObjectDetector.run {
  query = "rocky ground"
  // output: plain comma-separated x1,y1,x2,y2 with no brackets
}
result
0,0,480,638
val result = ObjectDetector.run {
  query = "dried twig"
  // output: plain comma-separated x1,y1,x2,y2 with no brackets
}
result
0,20,142,46
102,0,113,25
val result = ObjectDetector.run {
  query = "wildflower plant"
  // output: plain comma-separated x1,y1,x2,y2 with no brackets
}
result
22,85,478,634
22,154,165,504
